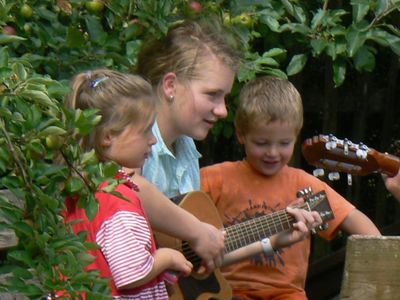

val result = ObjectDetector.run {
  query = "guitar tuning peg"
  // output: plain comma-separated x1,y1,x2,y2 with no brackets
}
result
343,138,349,155
325,141,337,150
359,143,369,151
347,173,352,186
296,187,313,198
356,148,367,160
313,168,325,177
318,223,329,231
328,172,340,181
328,134,338,142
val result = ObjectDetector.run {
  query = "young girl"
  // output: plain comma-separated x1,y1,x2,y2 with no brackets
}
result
63,69,224,298
135,17,241,199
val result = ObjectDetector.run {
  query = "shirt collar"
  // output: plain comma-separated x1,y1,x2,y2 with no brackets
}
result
151,121,201,160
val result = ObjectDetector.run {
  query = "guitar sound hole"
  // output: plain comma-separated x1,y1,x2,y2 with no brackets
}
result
182,241,202,269
178,272,221,300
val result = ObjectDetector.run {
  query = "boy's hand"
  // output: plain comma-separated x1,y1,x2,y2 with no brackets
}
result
271,205,322,248
188,222,225,273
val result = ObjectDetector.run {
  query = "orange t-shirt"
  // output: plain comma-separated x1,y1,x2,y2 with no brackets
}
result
201,160,355,299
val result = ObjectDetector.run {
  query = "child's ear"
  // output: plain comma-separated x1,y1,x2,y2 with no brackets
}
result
162,72,177,100
101,132,113,147
235,127,245,145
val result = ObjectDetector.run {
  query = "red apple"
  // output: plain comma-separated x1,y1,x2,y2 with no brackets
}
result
2,25,17,35
189,1,202,13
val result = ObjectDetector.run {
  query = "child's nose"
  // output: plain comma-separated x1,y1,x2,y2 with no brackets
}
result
266,145,279,156
213,100,228,119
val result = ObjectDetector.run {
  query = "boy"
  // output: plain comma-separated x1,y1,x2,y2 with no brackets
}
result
200,76,381,299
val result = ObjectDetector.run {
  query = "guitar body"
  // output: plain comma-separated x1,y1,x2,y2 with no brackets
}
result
155,190,333,300
155,191,232,300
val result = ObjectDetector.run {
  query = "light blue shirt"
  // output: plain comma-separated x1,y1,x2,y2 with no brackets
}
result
142,122,202,199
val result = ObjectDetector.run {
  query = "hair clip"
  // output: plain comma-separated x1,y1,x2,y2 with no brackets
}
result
90,76,109,88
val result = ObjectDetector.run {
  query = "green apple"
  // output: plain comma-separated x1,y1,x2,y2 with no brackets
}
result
20,4,33,19
85,0,105,14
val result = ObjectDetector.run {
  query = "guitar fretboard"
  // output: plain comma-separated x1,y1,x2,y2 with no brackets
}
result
224,205,300,253
181,190,330,266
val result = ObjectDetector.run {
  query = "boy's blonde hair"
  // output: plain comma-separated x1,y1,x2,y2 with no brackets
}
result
136,17,241,93
235,76,303,134
66,69,156,161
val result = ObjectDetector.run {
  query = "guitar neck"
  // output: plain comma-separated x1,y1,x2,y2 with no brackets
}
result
223,203,305,253
374,150,400,177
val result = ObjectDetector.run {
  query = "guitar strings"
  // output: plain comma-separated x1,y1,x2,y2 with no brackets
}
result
179,205,301,263
174,193,326,264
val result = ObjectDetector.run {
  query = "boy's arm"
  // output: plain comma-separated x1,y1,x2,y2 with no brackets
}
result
339,209,381,235
222,206,322,266
132,173,225,271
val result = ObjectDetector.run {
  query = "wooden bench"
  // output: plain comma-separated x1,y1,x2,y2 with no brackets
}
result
340,235,400,300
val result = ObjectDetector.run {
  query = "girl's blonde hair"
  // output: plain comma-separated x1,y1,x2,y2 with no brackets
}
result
136,17,241,92
66,69,156,161
235,76,304,135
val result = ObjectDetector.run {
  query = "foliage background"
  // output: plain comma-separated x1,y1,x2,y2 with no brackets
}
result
0,0,399,298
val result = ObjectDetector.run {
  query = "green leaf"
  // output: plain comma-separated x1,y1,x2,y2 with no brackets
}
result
311,9,325,29
0,46,9,67
102,161,119,178
352,1,370,23
256,57,280,68
280,23,309,35
265,68,288,78
260,15,280,32
346,26,368,57
263,48,287,57
76,252,96,265
85,15,107,44
67,26,86,49
81,150,98,165
19,90,57,109
282,0,294,16
354,46,375,72
8,250,33,266
375,0,390,15
66,177,85,193
38,125,67,137
333,59,346,87
12,267,33,280
85,193,99,221
101,181,118,194
12,62,27,81
293,5,306,24
311,39,328,56
11,221,34,238
0,34,26,44
286,54,307,76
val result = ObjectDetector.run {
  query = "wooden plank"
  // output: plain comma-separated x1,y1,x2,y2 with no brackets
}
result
340,235,400,300
0,190,20,250
0,229,18,251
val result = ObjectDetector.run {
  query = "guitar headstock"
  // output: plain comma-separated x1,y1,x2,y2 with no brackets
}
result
302,134,400,180
297,187,334,224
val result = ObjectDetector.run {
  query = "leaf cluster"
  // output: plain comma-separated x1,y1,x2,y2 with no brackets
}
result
0,46,119,298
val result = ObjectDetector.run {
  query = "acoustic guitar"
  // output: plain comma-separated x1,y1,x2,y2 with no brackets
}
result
155,188,334,300
302,134,400,177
